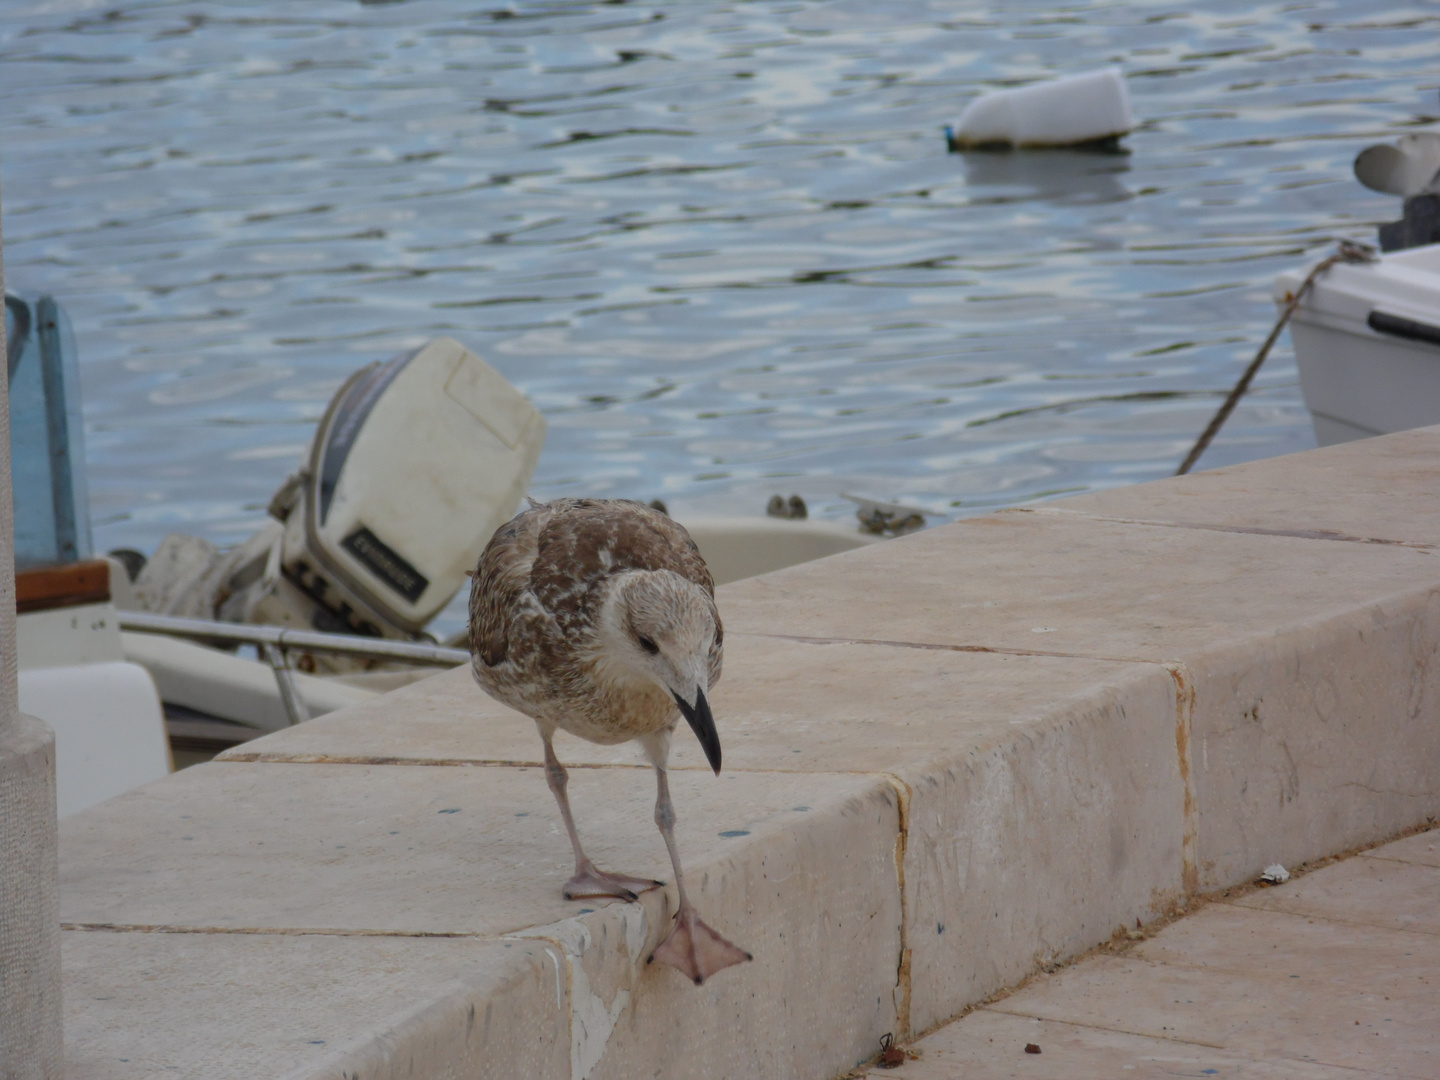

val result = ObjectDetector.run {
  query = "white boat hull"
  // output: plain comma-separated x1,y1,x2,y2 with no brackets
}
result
1277,242,1440,446
680,516,877,586
20,662,169,819
16,602,171,818
1289,319,1440,443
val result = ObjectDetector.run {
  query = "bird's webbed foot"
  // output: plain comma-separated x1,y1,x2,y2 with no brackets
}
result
647,903,751,985
563,860,664,902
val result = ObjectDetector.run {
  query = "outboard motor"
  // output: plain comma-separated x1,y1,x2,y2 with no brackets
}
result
1354,130,1440,252
136,338,545,653
264,337,545,638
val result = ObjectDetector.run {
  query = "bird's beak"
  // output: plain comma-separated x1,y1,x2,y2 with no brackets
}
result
672,687,721,775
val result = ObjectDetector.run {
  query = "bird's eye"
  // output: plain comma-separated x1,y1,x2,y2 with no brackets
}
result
637,635,659,655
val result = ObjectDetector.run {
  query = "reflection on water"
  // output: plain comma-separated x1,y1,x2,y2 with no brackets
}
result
960,148,1133,206
0,0,1430,634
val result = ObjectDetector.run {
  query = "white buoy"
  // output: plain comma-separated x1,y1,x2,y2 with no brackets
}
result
946,68,1133,150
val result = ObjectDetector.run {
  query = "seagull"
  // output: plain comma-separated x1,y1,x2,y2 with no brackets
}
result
469,497,751,984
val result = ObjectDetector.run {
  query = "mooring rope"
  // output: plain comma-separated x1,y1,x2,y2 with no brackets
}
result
1174,239,1378,476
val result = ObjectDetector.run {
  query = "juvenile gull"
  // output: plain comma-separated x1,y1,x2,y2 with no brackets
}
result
469,497,751,984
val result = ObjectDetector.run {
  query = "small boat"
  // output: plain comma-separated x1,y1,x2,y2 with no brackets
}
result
1275,125,1440,447
8,304,890,801
9,294,170,817
114,336,881,749
1276,242,1440,447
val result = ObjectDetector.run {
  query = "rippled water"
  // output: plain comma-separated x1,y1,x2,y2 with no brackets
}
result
1,0,1431,631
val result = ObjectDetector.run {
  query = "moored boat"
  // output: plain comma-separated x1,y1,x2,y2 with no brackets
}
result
9,301,890,792
1276,241,1440,446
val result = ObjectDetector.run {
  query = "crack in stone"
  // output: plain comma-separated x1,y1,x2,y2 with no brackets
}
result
213,753,910,775
217,752,646,769
878,772,913,1039
1215,900,1440,939
1338,781,1436,799
61,922,492,938
1015,507,1437,552
1359,852,1440,870
979,1005,1230,1051
732,631,1169,667
1167,663,1199,896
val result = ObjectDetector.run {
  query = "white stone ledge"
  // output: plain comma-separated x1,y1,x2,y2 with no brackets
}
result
60,427,1440,1079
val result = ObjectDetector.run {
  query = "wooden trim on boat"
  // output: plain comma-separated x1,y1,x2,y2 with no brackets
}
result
16,559,111,614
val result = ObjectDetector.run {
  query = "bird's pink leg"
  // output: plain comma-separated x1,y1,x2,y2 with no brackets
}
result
646,766,751,984
542,735,662,901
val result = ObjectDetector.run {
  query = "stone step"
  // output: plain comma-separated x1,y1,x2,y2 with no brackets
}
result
857,828,1440,1078
60,426,1440,1080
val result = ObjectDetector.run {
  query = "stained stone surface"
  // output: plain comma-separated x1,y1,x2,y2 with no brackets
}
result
864,831,1440,1079
62,931,569,1080
1053,424,1440,546
62,429,1440,1079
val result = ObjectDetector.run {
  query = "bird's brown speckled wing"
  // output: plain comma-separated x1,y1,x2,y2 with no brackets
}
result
469,502,551,668
529,499,713,624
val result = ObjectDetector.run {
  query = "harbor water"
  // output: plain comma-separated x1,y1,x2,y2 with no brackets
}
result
0,0,1430,634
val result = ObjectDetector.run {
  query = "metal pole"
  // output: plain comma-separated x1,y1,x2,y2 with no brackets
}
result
260,644,310,727
117,609,470,666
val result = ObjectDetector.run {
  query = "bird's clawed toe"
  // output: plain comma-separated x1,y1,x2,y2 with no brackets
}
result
563,862,664,901
647,903,751,984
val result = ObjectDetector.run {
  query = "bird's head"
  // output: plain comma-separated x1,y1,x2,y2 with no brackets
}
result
596,569,724,773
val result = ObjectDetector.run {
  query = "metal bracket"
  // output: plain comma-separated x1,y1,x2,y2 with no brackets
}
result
260,643,310,727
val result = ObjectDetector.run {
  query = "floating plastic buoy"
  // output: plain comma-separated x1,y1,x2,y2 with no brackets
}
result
945,68,1133,151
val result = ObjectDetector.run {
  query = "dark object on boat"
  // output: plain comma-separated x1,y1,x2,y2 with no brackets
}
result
843,493,928,535
108,548,148,583
765,494,807,520
1378,194,1440,253
1368,308,1440,348
6,294,92,570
